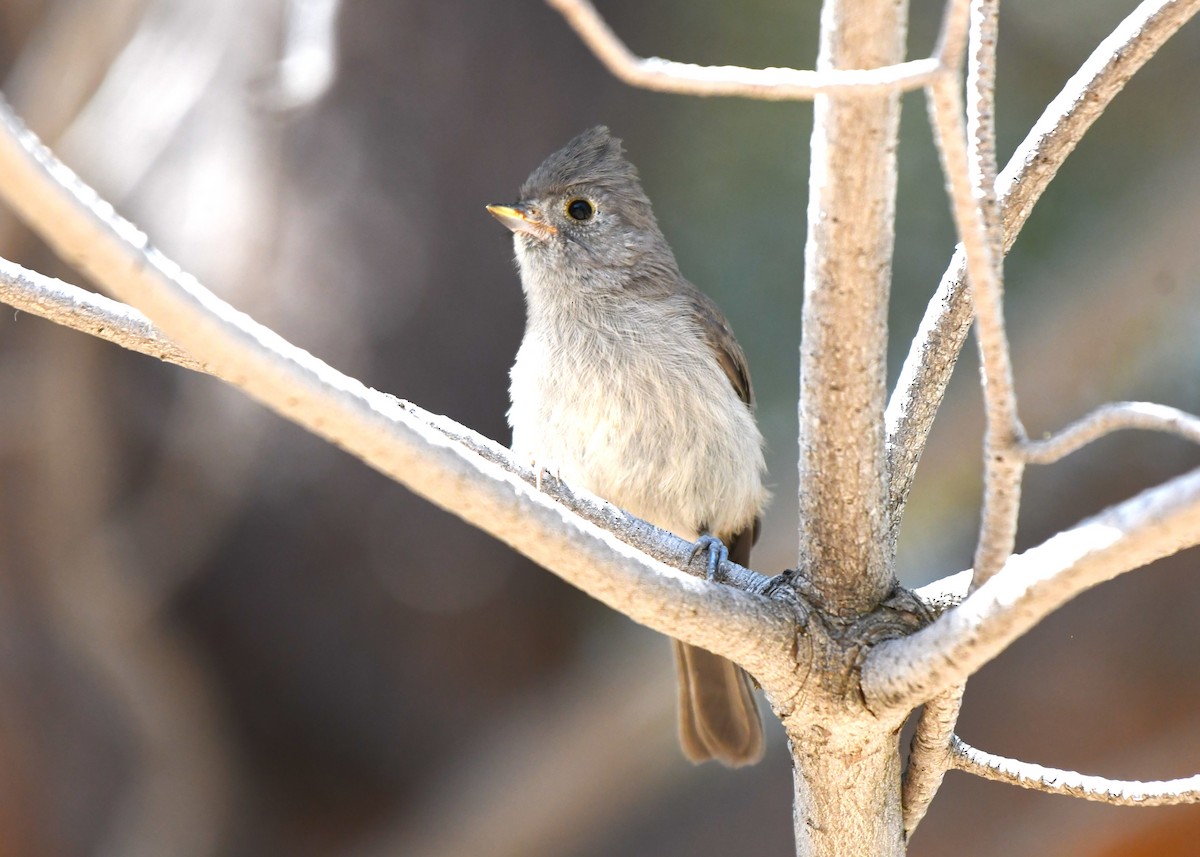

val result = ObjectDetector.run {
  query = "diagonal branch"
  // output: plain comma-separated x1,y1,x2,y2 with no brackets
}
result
861,464,1200,713
0,256,208,372
950,736,1200,805
1023,401,1200,464
544,0,942,99
0,254,777,599
922,0,1025,588
0,98,797,683
885,0,1200,529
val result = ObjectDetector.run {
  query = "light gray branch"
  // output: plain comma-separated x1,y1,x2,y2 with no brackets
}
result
885,0,1200,531
914,569,972,616
544,0,942,99
0,255,208,372
933,0,971,70
0,96,796,684
862,465,1200,712
1023,401,1200,464
962,0,1026,586
950,736,1200,805
0,253,776,600
794,0,907,618
922,0,1025,586
901,687,964,837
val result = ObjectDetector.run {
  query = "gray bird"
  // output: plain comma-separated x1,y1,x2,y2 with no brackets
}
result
488,126,769,766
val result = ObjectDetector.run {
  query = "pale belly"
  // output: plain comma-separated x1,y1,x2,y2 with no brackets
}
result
508,335,767,541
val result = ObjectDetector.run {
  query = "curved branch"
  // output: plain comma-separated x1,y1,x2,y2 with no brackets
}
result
962,0,1026,586
901,687,964,836
951,736,1200,805
0,98,796,683
885,0,1200,527
1023,401,1200,464
544,0,942,98
862,465,1200,712
923,0,1025,586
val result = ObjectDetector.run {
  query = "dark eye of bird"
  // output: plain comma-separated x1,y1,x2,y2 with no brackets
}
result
566,198,594,221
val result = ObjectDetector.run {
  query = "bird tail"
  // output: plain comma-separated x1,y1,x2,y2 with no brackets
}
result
673,641,764,767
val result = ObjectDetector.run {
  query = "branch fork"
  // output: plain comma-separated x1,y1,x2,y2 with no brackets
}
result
3,0,1200,852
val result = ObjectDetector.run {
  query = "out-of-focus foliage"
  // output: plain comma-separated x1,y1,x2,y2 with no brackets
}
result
0,1,1197,855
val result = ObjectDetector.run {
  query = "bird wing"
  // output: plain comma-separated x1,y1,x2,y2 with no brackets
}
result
687,290,754,408
687,289,761,547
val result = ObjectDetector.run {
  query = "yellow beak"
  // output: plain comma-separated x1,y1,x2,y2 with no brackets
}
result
486,203,557,237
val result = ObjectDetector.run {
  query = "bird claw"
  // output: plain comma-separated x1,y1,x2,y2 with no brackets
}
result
523,456,560,491
689,534,729,581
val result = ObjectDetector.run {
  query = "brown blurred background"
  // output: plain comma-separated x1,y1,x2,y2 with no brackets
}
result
0,1,1198,855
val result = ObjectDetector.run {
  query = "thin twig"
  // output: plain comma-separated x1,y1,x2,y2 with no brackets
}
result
901,687,964,836
861,464,1200,712
951,736,1200,805
544,0,942,99
885,0,1200,531
1022,401,1200,464
964,0,1025,587
0,256,208,372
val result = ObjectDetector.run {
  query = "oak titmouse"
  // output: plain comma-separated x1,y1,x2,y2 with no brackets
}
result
488,127,769,766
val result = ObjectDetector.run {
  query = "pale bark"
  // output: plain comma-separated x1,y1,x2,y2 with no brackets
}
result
544,0,941,98
950,737,1200,805
862,466,1200,712
797,0,905,618
2,0,1200,853
886,0,1200,528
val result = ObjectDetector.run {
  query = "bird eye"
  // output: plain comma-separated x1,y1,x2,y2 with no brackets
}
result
566,198,595,221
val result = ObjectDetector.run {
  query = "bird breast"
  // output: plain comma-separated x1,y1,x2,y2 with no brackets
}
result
508,298,767,540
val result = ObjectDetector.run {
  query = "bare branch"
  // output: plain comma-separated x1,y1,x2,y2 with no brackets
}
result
933,0,970,70
885,0,1200,528
963,0,1025,586
914,569,972,616
1023,401,1200,464
0,255,208,373
0,96,797,682
0,253,776,600
951,736,1200,805
791,0,909,618
861,465,1200,712
901,687,964,836
544,0,942,98
885,247,974,531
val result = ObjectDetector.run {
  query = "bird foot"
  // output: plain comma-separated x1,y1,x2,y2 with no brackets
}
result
689,534,729,581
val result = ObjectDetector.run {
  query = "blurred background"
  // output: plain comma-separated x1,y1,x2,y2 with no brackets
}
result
0,0,1198,855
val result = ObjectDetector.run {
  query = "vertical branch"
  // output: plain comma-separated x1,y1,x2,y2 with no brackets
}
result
791,1,912,852
792,730,906,857
901,687,964,836
926,0,1025,586
798,0,908,616
965,0,1025,586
